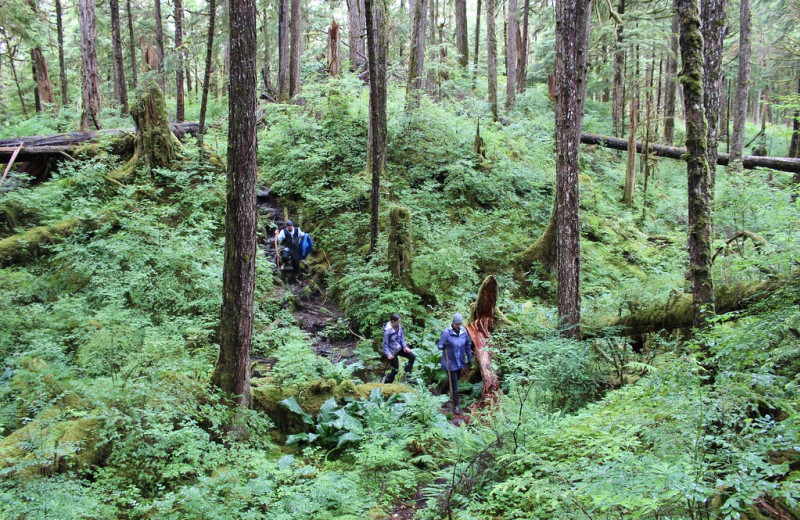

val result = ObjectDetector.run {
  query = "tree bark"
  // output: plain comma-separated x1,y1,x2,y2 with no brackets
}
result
346,0,366,71
388,206,413,288
155,0,165,89
517,0,529,93
663,6,679,145
406,0,427,108
455,0,469,67
129,81,182,171
730,0,752,163
505,0,518,110
327,20,341,76
555,0,592,338
612,0,625,137
79,0,102,131
486,0,498,120
30,48,56,109
289,0,302,98
213,0,258,410
198,0,216,143
126,0,138,89
110,0,129,114
465,275,505,406
56,0,68,104
677,0,714,328
701,0,726,195
473,0,482,72
624,97,638,205
175,0,185,122
278,0,289,101
790,74,800,159
365,0,387,255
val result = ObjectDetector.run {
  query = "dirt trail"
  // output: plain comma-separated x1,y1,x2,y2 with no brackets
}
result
254,189,361,368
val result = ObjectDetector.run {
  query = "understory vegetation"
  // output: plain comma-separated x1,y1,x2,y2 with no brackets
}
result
2,80,799,519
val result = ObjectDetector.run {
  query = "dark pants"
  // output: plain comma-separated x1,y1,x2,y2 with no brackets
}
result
446,370,460,408
385,350,416,383
281,248,300,273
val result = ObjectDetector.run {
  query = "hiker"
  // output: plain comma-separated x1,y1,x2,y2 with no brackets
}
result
274,220,306,273
438,313,472,414
382,313,416,384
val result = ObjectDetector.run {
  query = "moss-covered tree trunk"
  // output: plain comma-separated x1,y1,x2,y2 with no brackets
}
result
365,0,386,255
677,0,715,328
388,206,413,288
78,0,101,130
623,96,638,205
486,0,498,121
406,0,427,108
212,0,258,409
517,203,556,274
730,0,752,164
130,81,182,172
663,5,679,145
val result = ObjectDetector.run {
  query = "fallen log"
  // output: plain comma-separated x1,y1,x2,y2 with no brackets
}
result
465,275,509,407
581,132,800,173
0,122,199,162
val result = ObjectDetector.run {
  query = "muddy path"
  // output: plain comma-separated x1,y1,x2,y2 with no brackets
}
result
254,189,365,372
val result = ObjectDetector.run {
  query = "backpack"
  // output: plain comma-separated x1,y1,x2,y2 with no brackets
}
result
300,234,313,260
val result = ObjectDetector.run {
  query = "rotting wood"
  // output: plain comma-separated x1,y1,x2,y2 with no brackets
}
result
465,275,509,406
581,132,800,173
0,123,199,162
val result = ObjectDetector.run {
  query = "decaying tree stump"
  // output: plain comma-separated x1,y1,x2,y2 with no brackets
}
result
128,80,182,173
388,206,413,288
465,275,508,406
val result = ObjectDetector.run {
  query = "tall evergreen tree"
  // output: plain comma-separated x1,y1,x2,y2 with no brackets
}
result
110,0,129,114
730,0,752,163
79,0,101,130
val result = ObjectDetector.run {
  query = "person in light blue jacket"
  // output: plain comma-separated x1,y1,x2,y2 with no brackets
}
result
438,313,472,414
382,313,416,384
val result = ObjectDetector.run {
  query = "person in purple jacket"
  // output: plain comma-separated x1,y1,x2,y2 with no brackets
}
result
382,313,416,384
439,313,472,414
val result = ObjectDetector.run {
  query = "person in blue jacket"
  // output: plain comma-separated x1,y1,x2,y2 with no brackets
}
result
382,313,416,384
438,313,472,414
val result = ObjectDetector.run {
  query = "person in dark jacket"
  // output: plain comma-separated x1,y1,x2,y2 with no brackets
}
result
438,313,472,414
382,313,416,384
274,220,306,273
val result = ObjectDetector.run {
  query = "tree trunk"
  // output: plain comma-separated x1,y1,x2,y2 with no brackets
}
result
347,0,366,71
5,43,29,117
516,202,556,273
455,0,468,67
612,0,625,137
56,0,68,104
790,74,800,158
730,0,752,163
624,96,638,205
213,0,258,410
473,0,482,72
677,0,714,328
155,0,165,89
289,0,302,98
388,206,413,288
175,0,185,122
110,0,129,114
79,0,102,131
365,0,386,255
555,0,592,338
505,0,518,110
278,0,289,101
406,0,427,108
663,6,679,145
30,48,56,109
198,0,216,143
517,0,529,93
327,20,341,76
701,0,726,195
486,0,498,120
126,0,138,89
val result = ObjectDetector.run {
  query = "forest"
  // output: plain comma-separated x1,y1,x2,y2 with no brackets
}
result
1,0,799,516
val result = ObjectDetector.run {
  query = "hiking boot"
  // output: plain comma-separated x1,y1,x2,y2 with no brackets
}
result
406,376,418,385
454,406,461,414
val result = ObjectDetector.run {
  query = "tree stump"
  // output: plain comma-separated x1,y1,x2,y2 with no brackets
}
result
129,80,182,173
465,275,507,406
388,206,413,288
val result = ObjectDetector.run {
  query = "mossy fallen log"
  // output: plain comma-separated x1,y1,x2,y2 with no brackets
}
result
251,378,412,435
0,218,80,266
611,278,775,335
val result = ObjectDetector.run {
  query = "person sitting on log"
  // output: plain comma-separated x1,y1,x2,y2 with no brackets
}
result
274,220,306,273
382,313,416,384
438,313,472,414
